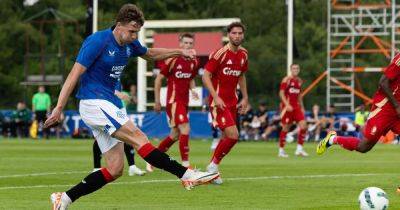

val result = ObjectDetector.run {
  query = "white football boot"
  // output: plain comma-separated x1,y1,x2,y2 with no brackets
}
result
181,169,219,190
206,163,223,185
128,165,146,176
278,148,289,158
50,192,71,210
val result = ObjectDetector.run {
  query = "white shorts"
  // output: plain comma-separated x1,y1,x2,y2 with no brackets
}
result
79,99,129,153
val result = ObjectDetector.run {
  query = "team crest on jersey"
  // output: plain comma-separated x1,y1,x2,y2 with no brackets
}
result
371,126,377,136
221,117,226,124
126,47,131,57
177,64,183,69
226,59,233,65
179,114,184,121
108,50,115,57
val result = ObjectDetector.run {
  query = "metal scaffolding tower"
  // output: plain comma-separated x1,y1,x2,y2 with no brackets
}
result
327,0,400,111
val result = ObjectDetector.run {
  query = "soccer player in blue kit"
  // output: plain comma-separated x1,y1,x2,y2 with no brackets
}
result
45,4,219,210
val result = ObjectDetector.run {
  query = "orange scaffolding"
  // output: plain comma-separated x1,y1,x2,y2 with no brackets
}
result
326,0,400,111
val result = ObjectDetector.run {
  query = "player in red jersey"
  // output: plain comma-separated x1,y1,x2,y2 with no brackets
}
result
202,22,249,184
278,64,309,158
317,54,400,155
149,33,199,170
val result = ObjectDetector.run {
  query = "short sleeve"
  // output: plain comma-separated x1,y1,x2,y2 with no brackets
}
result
204,52,219,73
280,79,287,91
384,62,400,80
242,58,248,73
46,94,51,107
76,35,105,68
159,59,173,77
32,95,37,106
129,40,148,57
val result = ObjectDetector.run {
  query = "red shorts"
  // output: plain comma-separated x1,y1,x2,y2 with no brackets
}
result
280,106,305,125
166,102,189,128
210,106,237,130
363,99,400,142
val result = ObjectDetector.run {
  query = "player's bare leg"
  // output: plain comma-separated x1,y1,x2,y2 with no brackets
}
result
278,124,290,158
114,120,219,189
51,143,124,210
207,125,239,184
295,120,309,157
317,131,377,155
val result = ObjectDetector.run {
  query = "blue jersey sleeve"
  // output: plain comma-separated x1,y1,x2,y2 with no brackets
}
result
129,40,148,57
76,34,105,68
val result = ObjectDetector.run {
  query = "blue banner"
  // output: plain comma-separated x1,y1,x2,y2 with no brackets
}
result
1,110,356,138
62,110,212,138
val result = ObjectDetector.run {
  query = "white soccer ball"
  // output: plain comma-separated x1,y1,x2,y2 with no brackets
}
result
358,187,389,210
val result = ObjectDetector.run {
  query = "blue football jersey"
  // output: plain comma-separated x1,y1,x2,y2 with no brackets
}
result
75,28,147,108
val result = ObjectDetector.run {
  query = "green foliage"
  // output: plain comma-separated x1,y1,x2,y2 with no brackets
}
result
0,0,382,110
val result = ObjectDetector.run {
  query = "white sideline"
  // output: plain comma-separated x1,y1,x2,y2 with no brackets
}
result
0,173,391,190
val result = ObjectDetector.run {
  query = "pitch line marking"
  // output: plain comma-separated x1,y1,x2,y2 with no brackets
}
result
0,173,393,190
0,171,88,179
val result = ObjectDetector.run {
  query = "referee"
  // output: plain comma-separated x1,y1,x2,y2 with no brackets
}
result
32,85,51,138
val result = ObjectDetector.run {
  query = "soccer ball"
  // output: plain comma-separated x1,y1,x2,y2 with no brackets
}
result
358,187,389,210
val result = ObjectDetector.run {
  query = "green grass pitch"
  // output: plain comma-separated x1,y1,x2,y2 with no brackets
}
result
0,139,399,209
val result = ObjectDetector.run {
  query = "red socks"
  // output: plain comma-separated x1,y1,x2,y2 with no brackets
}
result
298,128,306,145
279,131,287,148
334,136,360,151
158,136,175,152
211,137,238,164
179,134,189,162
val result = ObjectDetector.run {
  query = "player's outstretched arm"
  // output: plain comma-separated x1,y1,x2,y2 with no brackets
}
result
202,70,225,109
379,74,400,116
238,74,249,114
141,48,196,61
44,63,86,128
154,73,165,112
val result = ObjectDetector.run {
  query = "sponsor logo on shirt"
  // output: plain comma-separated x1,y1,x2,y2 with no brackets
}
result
288,87,300,94
175,71,192,78
110,65,125,79
177,64,183,69
222,67,241,76
126,47,131,57
226,59,233,65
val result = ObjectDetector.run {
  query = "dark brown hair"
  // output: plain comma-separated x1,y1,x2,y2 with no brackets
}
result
116,4,145,26
226,22,246,33
179,33,194,41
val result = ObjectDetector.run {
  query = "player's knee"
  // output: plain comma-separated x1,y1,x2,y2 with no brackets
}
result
179,123,190,135
107,162,124,178
225,127,239,139
127,129,149,149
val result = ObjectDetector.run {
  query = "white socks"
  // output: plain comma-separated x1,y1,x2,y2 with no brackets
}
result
181,169,195,180
182,161,190,168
